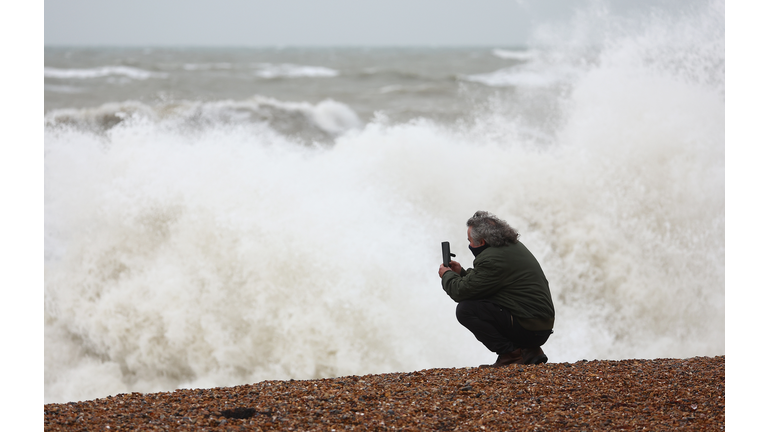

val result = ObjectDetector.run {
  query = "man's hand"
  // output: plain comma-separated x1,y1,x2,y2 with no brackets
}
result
449,260,462,273
438,260,462,278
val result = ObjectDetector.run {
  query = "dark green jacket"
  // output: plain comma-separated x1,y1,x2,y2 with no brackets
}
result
441,242,555,331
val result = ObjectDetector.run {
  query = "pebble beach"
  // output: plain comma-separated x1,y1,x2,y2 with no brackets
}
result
44,356,724,431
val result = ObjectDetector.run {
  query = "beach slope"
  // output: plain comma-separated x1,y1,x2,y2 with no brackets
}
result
45,356,724,430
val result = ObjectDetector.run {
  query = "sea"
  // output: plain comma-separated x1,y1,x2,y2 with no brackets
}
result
44,2,724,403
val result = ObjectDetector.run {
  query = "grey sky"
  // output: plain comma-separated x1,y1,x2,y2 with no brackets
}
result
44,0,699,47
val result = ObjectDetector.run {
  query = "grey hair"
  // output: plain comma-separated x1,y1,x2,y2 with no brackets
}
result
466,211,519,247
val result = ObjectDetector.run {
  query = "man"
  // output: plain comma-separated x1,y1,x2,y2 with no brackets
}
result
438,211,555,367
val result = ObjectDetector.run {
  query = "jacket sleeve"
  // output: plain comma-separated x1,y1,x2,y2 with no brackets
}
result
441,258,504,302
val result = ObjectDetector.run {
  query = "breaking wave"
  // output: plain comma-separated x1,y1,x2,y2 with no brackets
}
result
44,96,361,142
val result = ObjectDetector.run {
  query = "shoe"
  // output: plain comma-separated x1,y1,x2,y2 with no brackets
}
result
521,347,548,365
479,349,525,368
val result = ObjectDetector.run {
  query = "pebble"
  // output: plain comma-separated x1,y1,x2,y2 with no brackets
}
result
44,356,724,430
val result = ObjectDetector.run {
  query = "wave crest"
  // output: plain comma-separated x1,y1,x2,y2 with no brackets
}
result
44,96,361,143
44,66,168,80
253,63,339,79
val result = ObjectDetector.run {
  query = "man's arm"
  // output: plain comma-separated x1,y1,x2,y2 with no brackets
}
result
441,259,503,302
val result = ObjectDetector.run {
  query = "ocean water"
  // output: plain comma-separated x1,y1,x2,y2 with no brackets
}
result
44,2,724,403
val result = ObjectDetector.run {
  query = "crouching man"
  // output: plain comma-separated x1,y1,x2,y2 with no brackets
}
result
438,211,555,367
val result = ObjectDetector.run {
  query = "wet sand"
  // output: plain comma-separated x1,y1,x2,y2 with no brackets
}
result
44,356,724,431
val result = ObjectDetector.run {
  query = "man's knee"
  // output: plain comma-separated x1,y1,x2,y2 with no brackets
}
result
456,300,483,325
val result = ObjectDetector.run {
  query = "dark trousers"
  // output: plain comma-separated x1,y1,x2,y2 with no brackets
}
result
456,300,552,355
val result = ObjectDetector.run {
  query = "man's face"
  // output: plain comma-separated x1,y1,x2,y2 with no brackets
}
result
467,227,486,247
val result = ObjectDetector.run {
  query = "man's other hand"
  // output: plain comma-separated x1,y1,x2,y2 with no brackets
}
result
449,260,462,273
439,260,462,278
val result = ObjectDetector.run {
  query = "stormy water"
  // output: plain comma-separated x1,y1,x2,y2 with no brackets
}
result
44,2,724,403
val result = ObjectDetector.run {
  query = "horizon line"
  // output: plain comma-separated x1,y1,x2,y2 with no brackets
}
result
44,43,532,49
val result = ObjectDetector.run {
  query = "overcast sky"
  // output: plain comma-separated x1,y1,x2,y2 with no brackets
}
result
44,0,699,47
